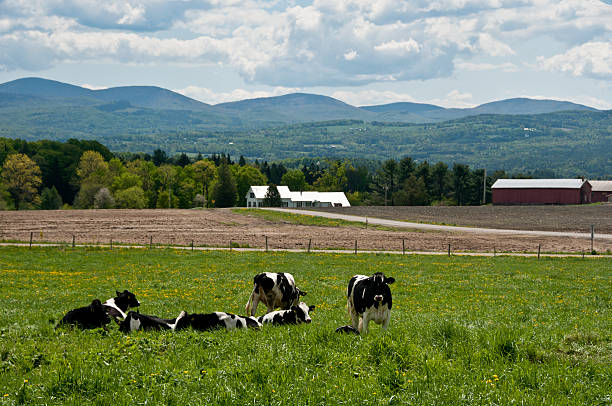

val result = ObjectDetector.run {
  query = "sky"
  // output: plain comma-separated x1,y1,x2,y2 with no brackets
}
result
0,0,611,109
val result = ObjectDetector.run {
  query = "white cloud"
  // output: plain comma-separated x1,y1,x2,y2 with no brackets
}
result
343,50,358,60
374,39,421,55
80,83,108,90
0,0,611,89
331,89,417,106
537,40,612,79
176,85,302,104
427,90,475,108
455,60,518,71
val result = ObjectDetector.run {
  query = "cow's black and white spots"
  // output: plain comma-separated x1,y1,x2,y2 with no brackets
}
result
175,312,262,331
258,302,315,326
56,299,111,329
119,310,186,333
347,272,395,334
245,272,306,316
335,325,359,335
103,290,140,322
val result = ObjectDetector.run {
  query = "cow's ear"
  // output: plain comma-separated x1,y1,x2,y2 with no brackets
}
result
386,277,395,284
116,290,121,296
308,305,315,311
300,290,307,297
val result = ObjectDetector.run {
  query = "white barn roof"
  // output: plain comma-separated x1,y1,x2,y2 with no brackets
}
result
249,185,291,199
491,179,587,189
247,186,350,207
590,180,612,192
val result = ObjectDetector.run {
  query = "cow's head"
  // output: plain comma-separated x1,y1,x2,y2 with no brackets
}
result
292,302,315,323
90,299,111,324
369,273,395,303
115,290,140,309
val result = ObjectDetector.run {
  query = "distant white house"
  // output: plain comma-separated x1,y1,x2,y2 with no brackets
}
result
246,186,350,208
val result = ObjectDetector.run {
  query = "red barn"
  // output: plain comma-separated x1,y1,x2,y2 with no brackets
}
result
491,179,592,205
590,181,612,203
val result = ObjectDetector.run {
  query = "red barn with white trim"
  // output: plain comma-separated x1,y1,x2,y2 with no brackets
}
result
491,179,592,205
590,181,612,203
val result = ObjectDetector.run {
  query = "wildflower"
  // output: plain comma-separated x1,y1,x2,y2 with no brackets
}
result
3,394,8,397
24,380,28,383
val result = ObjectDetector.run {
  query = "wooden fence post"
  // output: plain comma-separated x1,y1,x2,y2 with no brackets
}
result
402,239,405,255
110,238,113,250
191,240,194,251
149,236,153,249
29,232,33,248
448,243,451,256
72,235,75,248
537,244,541,259
230,240,232,251
354,240,357,254
308,239,311,253
591,225,594,254
266,235,268,252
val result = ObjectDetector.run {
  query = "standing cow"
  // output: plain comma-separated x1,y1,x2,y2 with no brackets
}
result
347,272,395,334
245,272,306,316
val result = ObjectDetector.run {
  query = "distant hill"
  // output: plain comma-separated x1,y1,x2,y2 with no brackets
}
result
0,77,600,124
216,93,378,123
1,77,610,177
0,77,213,111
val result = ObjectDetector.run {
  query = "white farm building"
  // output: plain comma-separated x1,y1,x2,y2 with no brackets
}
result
246,186,350,208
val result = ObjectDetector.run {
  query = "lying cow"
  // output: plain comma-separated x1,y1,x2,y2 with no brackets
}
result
347,272,395,334
245,272,306,316
56,299,111,329
258,302,315,326
119,310,186,333
175,312,262,332
103,290,140,322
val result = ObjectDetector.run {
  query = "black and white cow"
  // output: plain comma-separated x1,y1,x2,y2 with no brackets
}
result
174,312,262,331
103,290,140,323
56,299,111,329
245,272,306,316
119,310,186,333
347,272,395,334
258,302,315,326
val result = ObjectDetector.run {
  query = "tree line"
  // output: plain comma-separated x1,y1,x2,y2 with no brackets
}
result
1,137,527,210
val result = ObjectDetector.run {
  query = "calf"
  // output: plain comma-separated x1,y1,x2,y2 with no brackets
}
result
103,290,140,322
258,302,315,326
119,310,186,333
175,312,262,331
245,272,306,316
347,272,395,334
56,299,111,329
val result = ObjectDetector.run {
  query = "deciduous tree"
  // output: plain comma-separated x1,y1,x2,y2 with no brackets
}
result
1,153,42,209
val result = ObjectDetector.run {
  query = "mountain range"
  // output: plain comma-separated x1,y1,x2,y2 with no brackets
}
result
0,77,598,125
0,77,610,177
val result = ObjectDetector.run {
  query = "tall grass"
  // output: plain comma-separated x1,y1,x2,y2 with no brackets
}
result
0,247,610,404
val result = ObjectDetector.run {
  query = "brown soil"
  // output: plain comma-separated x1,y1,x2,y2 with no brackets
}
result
1,207,610,254
311,205,612,233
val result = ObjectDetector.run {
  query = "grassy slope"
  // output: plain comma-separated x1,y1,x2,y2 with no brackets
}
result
0,247,610,404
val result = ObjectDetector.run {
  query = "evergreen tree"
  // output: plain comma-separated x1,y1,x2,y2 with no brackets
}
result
152,149,167,166
40,186,62,210
176,153,190,168
212,161,237,207
263,184,282,207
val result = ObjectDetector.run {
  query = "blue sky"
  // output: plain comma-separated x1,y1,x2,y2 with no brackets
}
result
1,0,611,109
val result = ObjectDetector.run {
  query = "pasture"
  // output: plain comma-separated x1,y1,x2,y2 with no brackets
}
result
0,246,610,404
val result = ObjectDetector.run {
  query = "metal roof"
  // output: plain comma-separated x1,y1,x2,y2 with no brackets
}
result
589,180,612,192
491,179,587,189
247,186,350,206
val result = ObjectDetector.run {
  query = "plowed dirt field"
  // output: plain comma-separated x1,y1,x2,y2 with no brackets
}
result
1,206,610,254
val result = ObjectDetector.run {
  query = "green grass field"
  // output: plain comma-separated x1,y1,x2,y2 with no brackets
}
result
0,246,610,405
